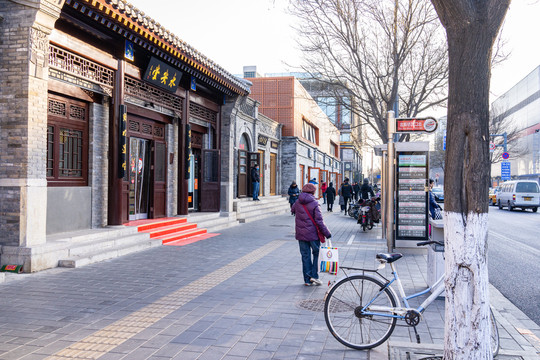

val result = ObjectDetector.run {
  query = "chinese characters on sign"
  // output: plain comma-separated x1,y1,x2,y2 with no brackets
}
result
143,57,182,93
396,153,428,240
396,117,438,133
118,105,127,178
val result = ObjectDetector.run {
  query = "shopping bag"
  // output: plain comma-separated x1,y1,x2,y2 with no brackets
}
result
319,239,339,275
433,207,443,220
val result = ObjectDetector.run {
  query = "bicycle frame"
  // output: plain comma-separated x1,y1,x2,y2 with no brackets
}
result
337,261,446,320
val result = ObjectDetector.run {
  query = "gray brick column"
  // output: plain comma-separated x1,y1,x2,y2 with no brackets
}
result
220,96,240,213
0,0,64,247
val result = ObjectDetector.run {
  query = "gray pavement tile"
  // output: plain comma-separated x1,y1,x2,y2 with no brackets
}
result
108,338,147,355
239,330,267,344
170,330,201,345
265,327,289,340
140,334,175,349
273,344,300,360
0,345,41,360
150,343,185,358
123,346,159,360
197,346,229,360
248,349,275,360
298,339,325,356
171,350,199,360
214,334,241,348
255,337,282,352
227,341,258,357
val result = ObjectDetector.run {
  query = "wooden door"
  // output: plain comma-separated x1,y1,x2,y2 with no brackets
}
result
270,153,277,195
238,150,248,197
200,149,220,211
300,165,305,187
151,141,167,218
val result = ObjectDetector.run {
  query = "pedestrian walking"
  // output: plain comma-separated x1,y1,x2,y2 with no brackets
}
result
339,178,354,215
326,182,336,212
338,183,345,211
321,181,328,204
291,183,332,286
287,181,300,211
353,182,360,201
251,164,260,201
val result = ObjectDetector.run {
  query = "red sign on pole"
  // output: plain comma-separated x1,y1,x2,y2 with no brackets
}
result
396,117,438,133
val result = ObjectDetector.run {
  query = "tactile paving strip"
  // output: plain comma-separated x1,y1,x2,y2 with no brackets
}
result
46,240,286,359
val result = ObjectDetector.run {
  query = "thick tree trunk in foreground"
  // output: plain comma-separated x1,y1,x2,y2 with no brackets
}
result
429,1,510,359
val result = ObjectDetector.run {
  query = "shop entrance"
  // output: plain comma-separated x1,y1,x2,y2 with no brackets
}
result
128,137,151,220
188,148,201,211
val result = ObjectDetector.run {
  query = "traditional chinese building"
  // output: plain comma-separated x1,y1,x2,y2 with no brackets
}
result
0,0,258,271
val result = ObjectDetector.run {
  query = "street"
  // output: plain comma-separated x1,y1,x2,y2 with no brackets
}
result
488,205,540,326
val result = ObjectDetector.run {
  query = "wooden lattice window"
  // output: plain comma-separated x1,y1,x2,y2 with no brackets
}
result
47,94,88,186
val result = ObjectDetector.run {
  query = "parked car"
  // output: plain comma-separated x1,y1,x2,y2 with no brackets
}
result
497,180,539,212
432,187,444,203
489,187,500,206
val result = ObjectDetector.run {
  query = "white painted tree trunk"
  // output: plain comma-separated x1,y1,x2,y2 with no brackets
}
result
443,212,492,359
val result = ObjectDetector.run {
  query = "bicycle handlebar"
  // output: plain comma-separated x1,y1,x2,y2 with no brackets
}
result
416,240,444,247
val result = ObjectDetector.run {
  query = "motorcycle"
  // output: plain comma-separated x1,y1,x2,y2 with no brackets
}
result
357,197,381,231
348,203,361,219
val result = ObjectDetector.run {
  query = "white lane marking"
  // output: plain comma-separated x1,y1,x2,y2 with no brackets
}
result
347,234,355,245
489,231,540,256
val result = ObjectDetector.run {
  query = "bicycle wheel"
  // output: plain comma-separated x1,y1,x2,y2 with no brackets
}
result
324,275,397,350
490,308,500,357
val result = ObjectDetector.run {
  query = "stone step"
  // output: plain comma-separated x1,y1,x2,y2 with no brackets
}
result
160,228,208,244
187,213,239,233
135,218,188,232
142,222,198,239
0,273,4,284
235,199,291,223
58,233,159,268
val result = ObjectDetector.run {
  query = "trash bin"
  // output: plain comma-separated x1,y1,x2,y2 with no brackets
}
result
427,218,445,290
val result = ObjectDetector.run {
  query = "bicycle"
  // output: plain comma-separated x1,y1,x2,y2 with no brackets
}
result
323,240,500,356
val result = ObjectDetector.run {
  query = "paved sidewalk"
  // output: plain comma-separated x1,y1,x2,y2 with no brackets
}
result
0,206,539,359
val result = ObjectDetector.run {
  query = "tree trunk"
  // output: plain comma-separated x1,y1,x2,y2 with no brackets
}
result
436,3,509,358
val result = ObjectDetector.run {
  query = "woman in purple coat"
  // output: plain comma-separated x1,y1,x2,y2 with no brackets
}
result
291,183,332,286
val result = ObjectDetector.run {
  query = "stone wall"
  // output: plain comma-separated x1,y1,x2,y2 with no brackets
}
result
0,0,63,247
89,99,110,228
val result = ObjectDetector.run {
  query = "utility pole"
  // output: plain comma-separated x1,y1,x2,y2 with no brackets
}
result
386,111,395,252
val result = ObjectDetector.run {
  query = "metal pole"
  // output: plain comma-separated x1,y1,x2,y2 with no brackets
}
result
381,150,387,241
386,111,395,252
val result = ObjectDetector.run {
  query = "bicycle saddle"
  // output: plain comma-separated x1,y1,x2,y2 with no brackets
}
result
376,253,403,263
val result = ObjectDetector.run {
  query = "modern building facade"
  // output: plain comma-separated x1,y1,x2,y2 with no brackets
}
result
246,75,342,198
490,66,540,183
298,78,363,183
0,0,264,271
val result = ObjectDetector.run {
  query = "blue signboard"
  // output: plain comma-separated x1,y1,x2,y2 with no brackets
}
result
501,161,511,181
443,135,446,151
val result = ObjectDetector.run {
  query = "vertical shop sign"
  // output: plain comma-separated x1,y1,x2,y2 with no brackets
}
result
395,153,429,240
118,104,127,178
185,124,191,179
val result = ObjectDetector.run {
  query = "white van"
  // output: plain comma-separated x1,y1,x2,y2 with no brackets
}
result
497,180,540,212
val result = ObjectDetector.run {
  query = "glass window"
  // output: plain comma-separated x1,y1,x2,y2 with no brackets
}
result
340,133,351,142
302,120,317,144
47,95,88,186
516,182,539,193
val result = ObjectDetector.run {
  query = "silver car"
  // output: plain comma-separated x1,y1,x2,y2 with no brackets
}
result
497,180,540,212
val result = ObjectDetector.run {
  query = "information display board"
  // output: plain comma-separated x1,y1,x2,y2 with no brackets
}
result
396,152,429,240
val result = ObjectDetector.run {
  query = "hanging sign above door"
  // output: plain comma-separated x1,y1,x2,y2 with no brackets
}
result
143,57,182,93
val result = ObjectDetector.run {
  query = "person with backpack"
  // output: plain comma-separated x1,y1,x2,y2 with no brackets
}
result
339,178,353,215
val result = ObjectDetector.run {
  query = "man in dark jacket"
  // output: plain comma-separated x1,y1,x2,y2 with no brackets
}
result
339,178,353,215
291,183,332,286
352,182,361,201
251,164,260,201
360,178,375,200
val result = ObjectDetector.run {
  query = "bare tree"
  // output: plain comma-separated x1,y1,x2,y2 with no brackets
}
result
289,0,448,144
430,1,510,359
489,107,530,165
